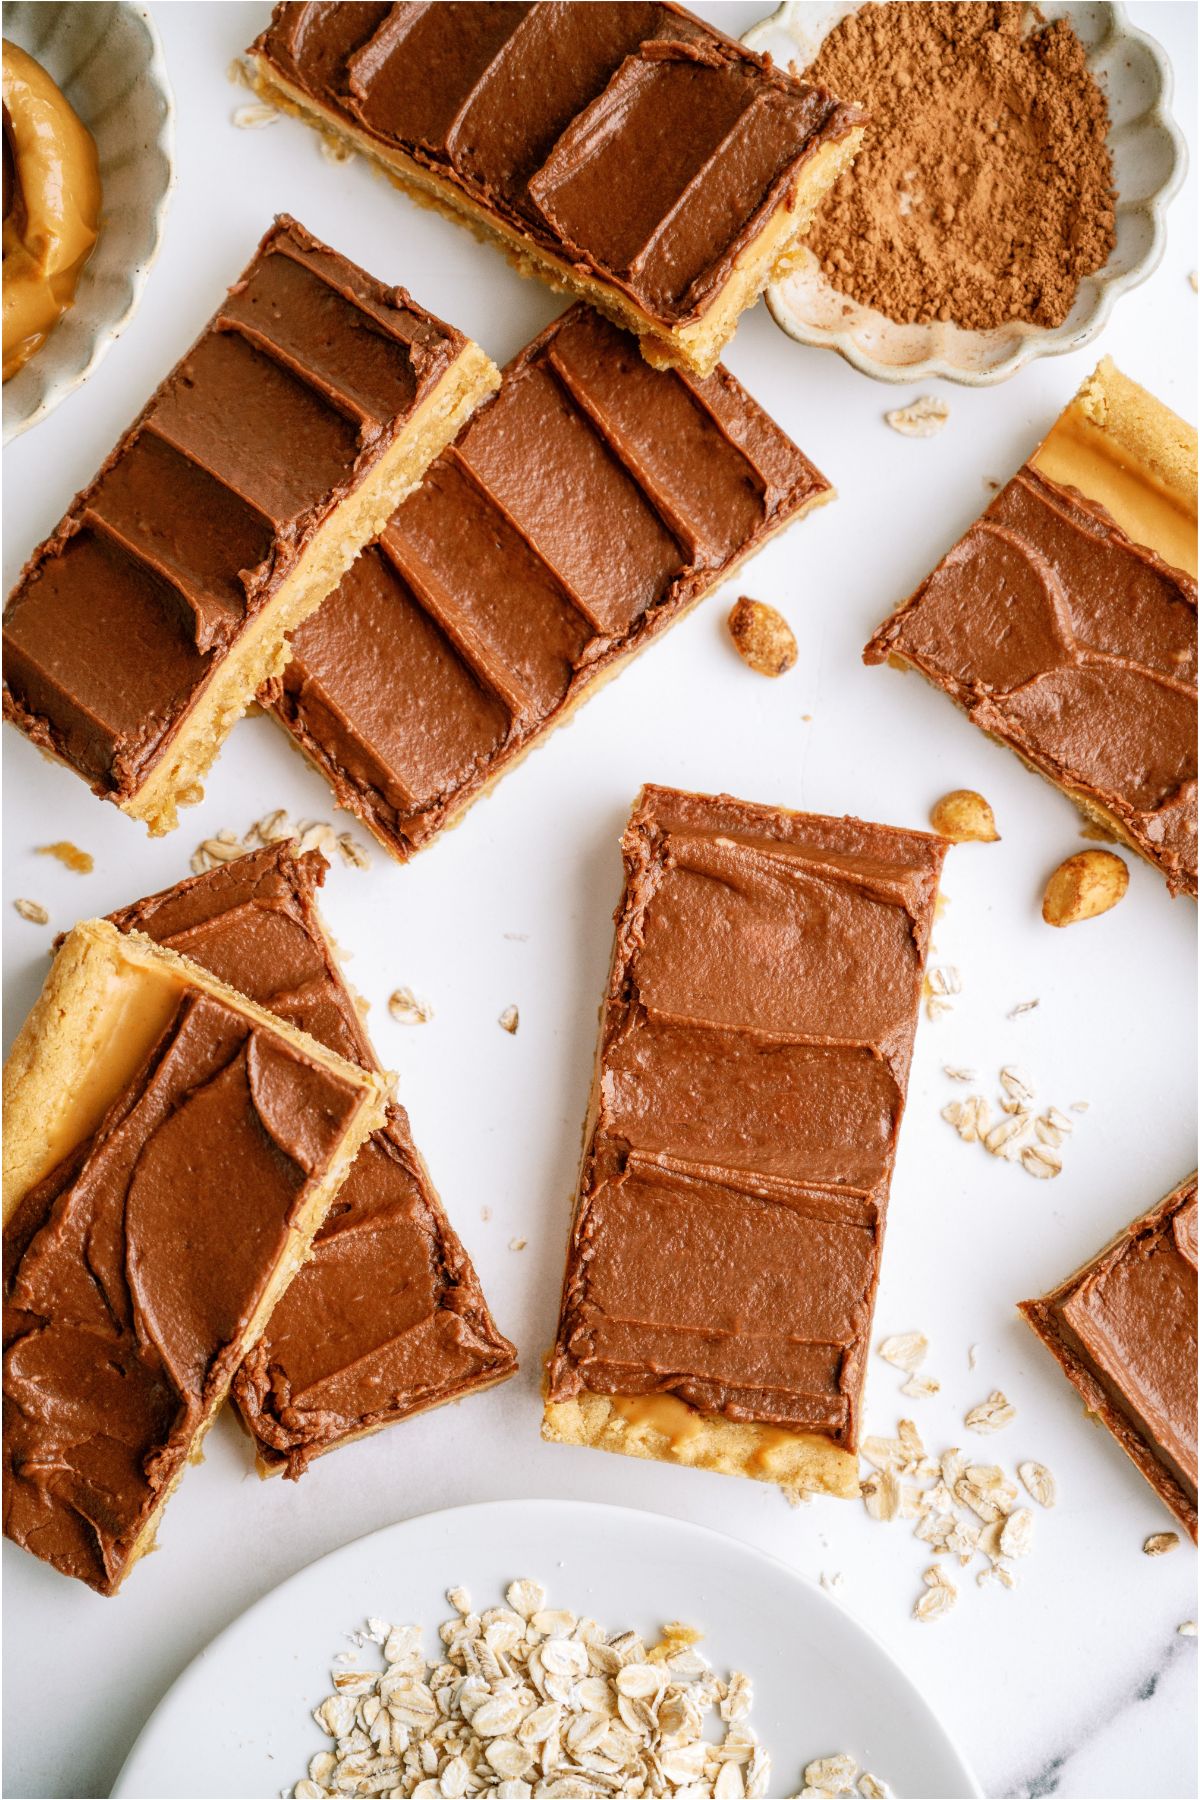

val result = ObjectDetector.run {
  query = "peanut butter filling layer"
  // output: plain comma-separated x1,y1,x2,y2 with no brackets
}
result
544,786,946,1495
866,363,1197,897
250,3,863,335
265,305,831,861
1021,1177,1197,1541
109,843,516,1476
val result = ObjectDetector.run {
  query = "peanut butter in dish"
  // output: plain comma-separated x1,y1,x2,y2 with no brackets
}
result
2,41,101,382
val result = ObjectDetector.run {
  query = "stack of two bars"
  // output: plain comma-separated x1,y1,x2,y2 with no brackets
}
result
4,842,519,1595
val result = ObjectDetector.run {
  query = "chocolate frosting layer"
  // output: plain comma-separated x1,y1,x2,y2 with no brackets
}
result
253,3,862,328
3,216,467,801
1021,1178,1197,1539
866,466,1198,896
546,786,946,1448
3,989,362,1590
108,843,516,1475
266,306,829,859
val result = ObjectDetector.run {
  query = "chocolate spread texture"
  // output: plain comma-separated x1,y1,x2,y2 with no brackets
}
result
546,786,946,1449
3,216,467,802
108,843,516,1475
265,305,829,859
866,466,1198,896
252,2,863,329
3,987,363,1590
1021,1178,1197,1540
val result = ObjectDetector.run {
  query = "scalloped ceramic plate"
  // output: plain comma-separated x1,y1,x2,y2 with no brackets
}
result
2,2,175,443
745,1,1187,385
111,1500,983,1799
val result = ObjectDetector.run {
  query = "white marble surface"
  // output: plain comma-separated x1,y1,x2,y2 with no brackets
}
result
2,5,1196,1797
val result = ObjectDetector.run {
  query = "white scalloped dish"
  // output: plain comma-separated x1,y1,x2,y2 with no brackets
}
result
744,2,1187,385
3,3,174,443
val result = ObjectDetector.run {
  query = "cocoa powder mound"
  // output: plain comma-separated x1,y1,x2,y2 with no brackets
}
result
805,2,1116,330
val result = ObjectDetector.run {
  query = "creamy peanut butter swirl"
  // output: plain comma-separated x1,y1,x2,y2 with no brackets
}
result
2,41,101,382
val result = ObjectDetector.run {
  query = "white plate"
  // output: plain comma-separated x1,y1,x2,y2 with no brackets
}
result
112,1500,981,1800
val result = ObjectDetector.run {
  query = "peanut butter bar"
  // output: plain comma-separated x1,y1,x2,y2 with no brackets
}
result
248,3,865,377
3,216,498,835
1020,1176,1197,1541
263,305,832,862
543,785,947,1501
865,358,1198,896
108,842,517,1476
3,920,387,1592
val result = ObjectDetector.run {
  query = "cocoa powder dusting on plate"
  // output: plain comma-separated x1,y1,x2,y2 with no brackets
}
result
805,2,1116,330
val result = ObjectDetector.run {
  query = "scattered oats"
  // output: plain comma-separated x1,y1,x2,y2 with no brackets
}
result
885,396,949,438
965,1391,1016,1433
999,1066,1035,1106
319,132,355,164
804,1753,860,1792
1034,1109,1073,1147
1144,1532,1180,1556
337,832,371,869
1020,1143,1062,1180
508,1237,527,1252
901,1374,941,1400
1190,271,1198,293
913,1568,957,1622
1070,1100,1090,1113
983,1111,1031,1159
227,55,252,86
924,965,961,1020
498,1005,520,1034
36,841,93,873
254,808,292,844
858,1777,890,1799
967,1345,978,1371
1018,1462,1056,1508
389,987,434,1025
233,102,278,128
190,835,247,873
878,1332,928,1373
1179,1621,1197,1636
819,1571,844,1594
942,1093,990,1143
296,820,337,856
1007,999,1040,1018
13,899,49,924
862,1469,901,1522
999,1508,1034,1559
943,1065,977,1083
480,1207,492,1222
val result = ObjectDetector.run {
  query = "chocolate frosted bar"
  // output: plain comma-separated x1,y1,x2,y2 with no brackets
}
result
108,842,517,1476
543,785,947,1501
1020,1177,1197,1541
3,216,498,836
865,358,1198,896
264,305,832,862
248,3,865,376
3,920,386,1592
